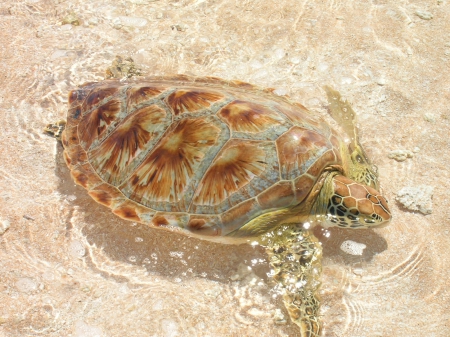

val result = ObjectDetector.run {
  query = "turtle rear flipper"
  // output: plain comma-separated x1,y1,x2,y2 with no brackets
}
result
44,120,66,141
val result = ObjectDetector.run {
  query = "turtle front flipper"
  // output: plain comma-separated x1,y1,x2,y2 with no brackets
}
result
265,225,322,337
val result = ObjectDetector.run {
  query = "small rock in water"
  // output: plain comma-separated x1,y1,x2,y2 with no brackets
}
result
388,149,414,162
396,185,434,214
0,219,10,235
415,11,433,20
273,308,287,325
61,12,80,26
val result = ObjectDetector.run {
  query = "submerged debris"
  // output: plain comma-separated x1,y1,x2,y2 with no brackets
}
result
61,12,80,26
415,11,433,20
105,55,142,79
396,185,434,215
0,219,10,235
388,149,414,162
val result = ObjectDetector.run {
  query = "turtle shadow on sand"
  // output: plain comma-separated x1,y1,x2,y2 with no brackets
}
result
53,142,270,284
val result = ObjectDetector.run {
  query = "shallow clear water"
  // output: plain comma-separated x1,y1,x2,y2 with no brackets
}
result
0,1,449,336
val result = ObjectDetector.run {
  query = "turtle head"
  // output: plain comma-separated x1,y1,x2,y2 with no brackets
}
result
312,173,391,229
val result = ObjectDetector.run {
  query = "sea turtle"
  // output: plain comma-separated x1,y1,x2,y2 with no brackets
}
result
46,75,391,336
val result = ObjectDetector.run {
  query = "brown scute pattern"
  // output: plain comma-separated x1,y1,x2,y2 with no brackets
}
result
165,89,224,115
152,215,169,226
88,183,124,207
218,100,284,133
127,86,164,110
71,169,89,188
220,198,261,235
61,76,366,239
68,89,81,105
187,217,222,236
68,83,96,106
193,140,266,206
257,181,295,209
306,150,336,178
63,151,72,167
62,126,79,146
122,117,221,205
78,99,122,150
89,190,115,207
70,163,104,190
113,204,141,222
64,145,87,167
188,218,206,229
276,127,330,180
89,105,166,185
293,175,315,204
151,213,190,228
81,85,120,111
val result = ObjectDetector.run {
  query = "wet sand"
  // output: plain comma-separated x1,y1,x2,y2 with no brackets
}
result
0,1,449,336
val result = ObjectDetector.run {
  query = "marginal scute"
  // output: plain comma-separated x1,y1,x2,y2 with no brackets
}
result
220,198,261,235
64,145,87,167
63,151,72,167
113,203,141,222
307,150,336,178
293,175,316,204
257,181,295,209
70,163,104,190
71,169,89,188
62,126,79,145
88,183,124,207
151,213,190,228
188,218,206,229
67,106,82,124
218,100,284,133
187,216,221,236
152,215,169,226
165,89,225,115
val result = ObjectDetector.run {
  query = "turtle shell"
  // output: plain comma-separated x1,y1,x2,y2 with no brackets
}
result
62,75,344,241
